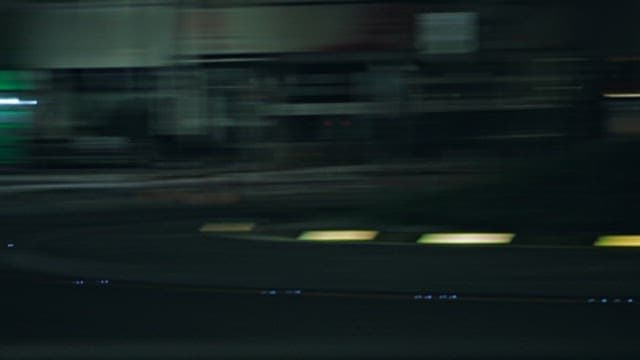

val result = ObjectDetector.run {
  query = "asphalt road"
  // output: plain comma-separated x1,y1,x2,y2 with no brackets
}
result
2,266,640,359
3,194,640,358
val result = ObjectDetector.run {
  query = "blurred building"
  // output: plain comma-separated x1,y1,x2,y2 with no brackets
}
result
1,0,639,166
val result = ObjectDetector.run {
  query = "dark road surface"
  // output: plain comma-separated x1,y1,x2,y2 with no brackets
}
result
3,267,640,359
3,200,640,359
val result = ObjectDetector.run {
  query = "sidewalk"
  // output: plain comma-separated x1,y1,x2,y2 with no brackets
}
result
0,159,494,194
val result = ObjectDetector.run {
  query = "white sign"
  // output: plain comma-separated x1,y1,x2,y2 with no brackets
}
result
416,12,478,55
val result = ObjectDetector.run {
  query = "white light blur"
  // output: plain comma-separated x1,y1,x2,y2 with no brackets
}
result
0,98,38,105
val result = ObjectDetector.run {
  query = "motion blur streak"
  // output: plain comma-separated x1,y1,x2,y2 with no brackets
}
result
595,236,640,247
603,93,640,98
298,230,378,241
199,223,255,232
417,233,514,245
0,97,37,105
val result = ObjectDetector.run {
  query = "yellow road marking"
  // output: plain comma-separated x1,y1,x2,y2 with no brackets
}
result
200,223,255,232
417,233,514,245
298,230,378,241
595,235,640,247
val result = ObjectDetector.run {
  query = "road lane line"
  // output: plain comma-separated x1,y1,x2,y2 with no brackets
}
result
199,223,255,233
298,230,378,241
595,235,640,247
417,233,514,245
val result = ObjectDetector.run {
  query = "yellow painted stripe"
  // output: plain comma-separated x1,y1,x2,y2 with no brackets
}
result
603,93,640,99
298,230,378,241
595,235,640,247
417,233,514,245
200,223,255,232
